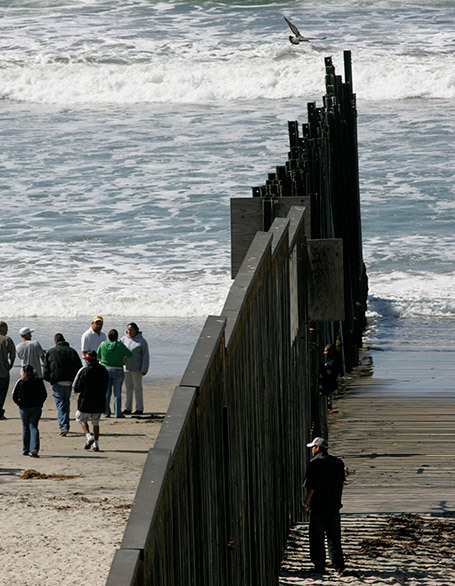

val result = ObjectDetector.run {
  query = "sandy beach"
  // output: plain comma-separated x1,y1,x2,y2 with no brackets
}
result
280,512,455,585
0,370,180,586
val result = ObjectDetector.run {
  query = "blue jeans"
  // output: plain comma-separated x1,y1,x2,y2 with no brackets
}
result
0,374,10,418
52,383,72,432
104,368,125,417
309,509,344,571
20,406,42,454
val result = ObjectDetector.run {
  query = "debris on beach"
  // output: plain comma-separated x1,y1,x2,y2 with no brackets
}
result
354,513,455,558
280,513,455,584
20,469,81,480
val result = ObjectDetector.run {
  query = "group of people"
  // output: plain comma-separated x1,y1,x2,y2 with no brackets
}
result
0,316,149,457
3,317,347,574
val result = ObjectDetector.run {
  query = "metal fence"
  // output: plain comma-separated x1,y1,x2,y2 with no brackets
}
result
106,51,366,586
107,206,311,586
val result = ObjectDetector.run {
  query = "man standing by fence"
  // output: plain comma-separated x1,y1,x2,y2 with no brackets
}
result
302,437,346,574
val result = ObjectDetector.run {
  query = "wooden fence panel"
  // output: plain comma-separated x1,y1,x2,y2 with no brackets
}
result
152,387,199,586
230,198,265,278
107,550,142,586
222,231,274,585
180,315,228,586
306,238,344,322
221,210,310,585
269,217,293,558
279,207,312,521
107,52,366,586
273,196,311,239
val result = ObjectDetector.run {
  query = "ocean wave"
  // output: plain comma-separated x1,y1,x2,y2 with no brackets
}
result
0,48,453,105
364,235,455,266
368,271,455,318
4,266,454,320
0,273,232,319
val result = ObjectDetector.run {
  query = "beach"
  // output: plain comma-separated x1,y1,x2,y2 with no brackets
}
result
0,0,453,583
0,370,179,586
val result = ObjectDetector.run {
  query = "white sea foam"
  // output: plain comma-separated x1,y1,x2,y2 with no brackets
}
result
0,47,453,105
1,0,453,327
368,271,455,318
0,266,232,319
2,0,453,105
364,235,455,266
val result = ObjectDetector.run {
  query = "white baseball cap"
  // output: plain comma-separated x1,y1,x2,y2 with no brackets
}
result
19,327,34,336
307,437,328,449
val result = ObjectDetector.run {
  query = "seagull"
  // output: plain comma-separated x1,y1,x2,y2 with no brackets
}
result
284,16,327,44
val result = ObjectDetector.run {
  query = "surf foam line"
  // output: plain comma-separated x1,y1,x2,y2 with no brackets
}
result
367,270,455,318
1,50,453,104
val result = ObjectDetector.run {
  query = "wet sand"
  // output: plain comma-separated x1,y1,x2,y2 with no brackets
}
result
0,371,180,586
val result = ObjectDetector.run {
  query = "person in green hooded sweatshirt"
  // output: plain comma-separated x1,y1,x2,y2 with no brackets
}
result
97,329,132,418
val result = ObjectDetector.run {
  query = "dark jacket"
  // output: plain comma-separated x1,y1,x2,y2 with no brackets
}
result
12,377,47,409
304,451,346,511
319,356,341,395
43,341,82,385
73,362,109,413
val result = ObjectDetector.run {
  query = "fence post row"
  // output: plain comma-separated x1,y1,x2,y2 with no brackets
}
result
106,52,366,585
231,50,367,373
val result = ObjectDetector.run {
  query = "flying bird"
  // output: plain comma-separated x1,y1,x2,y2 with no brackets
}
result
284,16,326,44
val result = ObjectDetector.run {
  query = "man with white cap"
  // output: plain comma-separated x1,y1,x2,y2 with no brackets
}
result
302,437,346,574
81,316,107,357
16,327,45,379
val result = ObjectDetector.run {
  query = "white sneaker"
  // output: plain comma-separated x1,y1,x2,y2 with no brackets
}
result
84,437,95,450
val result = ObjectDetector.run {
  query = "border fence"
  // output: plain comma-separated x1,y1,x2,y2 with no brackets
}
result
106,50,367,586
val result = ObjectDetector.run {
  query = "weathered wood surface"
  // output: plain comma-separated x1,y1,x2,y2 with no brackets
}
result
330,350,455,514
306,238,344,322
221,209,310,585
273,196,311,238
106,550,141,586
279,347,455,583
230,197,264,278
230,197,311,279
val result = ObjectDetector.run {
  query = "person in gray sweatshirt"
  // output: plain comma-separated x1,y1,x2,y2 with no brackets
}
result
120,323,150,415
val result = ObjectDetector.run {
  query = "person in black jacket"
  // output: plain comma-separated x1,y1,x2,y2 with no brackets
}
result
319,344,341,397
43,333,82,436
12,364,47,457
319,344,342,411
302,437,346,574
72,351,109,452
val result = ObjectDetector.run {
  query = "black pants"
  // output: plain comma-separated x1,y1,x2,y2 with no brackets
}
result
309,508,344,571
0,374,9,418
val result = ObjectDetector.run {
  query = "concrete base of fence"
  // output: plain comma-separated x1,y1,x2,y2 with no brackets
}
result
107,550,142,586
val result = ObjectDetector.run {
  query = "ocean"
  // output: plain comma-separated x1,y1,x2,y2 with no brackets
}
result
1,0,454,377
